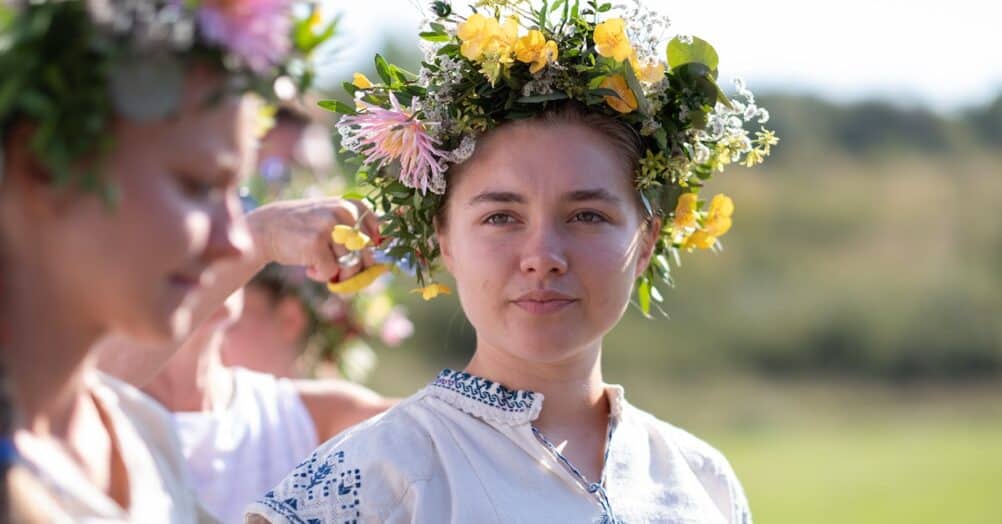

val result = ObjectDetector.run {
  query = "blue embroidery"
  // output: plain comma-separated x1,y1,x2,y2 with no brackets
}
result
431,368,537,413
259,450,362,524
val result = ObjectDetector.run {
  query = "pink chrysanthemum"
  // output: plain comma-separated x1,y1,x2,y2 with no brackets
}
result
338,93,447,194
197,0,293,73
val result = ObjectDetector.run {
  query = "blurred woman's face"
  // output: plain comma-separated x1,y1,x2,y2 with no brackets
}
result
437,121,658,365
15,67,256,343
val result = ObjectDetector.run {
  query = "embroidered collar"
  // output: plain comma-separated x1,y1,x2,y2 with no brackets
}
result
426,369,627,427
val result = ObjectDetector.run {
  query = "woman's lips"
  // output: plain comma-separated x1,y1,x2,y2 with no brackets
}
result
513,299,577,314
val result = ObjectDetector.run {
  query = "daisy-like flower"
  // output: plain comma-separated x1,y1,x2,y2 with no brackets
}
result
337,93,448,194
197,0,293,73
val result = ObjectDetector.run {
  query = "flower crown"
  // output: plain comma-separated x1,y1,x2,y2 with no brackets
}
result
327,0,778,316
0,0,336,199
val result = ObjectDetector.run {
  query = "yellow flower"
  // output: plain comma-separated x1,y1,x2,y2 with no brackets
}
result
327,264,391,294
683,230,716,250
680,194,735,250
514,30,559,74
411,283,452,301
460,13,519,63
307,6,323,31
672,192,699,229
629,50,665,83
352,72,373,89
331,225,371,251
703,193,734,237
458,13,497,61
600,75,638,114
593,18,632,62
254,103,277,139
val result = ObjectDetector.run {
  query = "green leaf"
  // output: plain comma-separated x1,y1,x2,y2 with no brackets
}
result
317,99,356,115
622,64,652,115
517,92,569,104
437,43,460,56
374,54,393,85
637,277,652,317
340,191,367,200
666,36,719,71
419,31,450,43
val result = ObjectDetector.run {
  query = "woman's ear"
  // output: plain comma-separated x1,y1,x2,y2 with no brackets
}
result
434,216,454,274
633,216,661,279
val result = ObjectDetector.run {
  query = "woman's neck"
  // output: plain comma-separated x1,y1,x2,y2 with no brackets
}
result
142,322,233,413
464,340,609,431
0,263,103,438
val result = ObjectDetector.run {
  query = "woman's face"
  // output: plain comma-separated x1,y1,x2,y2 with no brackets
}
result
10,67,256,343
437,121,658,365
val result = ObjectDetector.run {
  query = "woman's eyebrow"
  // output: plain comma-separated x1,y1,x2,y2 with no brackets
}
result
467,191,527,206
564,188,623,205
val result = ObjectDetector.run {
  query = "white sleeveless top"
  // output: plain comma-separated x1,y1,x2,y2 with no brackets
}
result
173,367,318,524
14,372,208,523
248,368,751,524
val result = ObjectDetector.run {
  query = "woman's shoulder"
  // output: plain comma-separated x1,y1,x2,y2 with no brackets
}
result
622,402,753,524
245,392,443,523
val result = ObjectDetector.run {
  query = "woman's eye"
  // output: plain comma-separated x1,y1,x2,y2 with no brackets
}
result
483,213,516,225
177,176,216,200
571,211,607,223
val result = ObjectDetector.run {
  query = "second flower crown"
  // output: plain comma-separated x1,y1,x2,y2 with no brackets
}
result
326,0,778,316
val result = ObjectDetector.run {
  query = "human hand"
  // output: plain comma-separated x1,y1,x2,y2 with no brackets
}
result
246,197,383,283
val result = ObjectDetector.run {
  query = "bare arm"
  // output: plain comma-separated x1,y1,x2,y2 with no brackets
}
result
99,197,381,387
295,379,398,442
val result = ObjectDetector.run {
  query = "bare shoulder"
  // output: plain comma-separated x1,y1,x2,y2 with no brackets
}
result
293,378,398,440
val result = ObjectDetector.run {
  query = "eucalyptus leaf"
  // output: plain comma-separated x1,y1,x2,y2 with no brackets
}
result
667,36,719,70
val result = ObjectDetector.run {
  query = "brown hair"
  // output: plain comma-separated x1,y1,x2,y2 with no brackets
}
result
434,101,648,231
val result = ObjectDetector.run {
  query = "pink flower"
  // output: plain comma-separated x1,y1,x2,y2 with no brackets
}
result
338,93,447,194
380,308,414,347
197,0,293,73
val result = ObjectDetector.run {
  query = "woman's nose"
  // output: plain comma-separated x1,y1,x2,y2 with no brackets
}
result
519,224,568,276
201,195,252,265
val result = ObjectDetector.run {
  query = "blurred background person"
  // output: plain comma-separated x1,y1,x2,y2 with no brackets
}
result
138,282,394,524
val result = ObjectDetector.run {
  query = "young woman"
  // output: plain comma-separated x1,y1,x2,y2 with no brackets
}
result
0,2,368,520
248,3,775,522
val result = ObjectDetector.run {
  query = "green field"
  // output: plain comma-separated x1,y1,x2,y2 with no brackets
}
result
723,420,1002,524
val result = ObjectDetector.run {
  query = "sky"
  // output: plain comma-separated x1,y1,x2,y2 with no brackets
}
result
316,0,1002,112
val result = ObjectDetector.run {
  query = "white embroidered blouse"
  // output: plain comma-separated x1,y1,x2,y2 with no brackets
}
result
246,369,752,524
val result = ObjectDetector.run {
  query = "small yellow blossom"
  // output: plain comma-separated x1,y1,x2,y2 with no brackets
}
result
307,6,323,31
327,264,391,294
593,18,632,62
672,192,699,229
331,224,371,251
629,50,665,83
600,75,638,114
755,127,779,154
411,283,452,301
514,30,559,74
742,148,765,168
352,72,373,89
